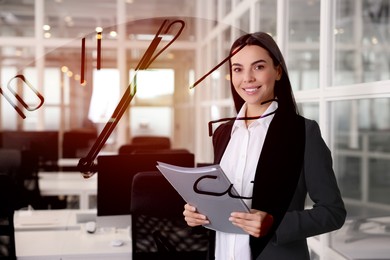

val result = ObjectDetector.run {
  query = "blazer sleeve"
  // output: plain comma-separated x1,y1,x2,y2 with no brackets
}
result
274,119,346,245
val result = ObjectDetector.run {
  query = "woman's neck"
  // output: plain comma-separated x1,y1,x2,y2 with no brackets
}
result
246,101,272,118
244,101,272,127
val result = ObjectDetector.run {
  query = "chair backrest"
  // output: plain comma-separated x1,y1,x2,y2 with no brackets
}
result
0,175,16,259
62,130,97,158
0,149,21,180
97,152,195,217
130,171,209,260
0,131,58,170
131,136,171,148
0,149,41,210
118,144,169,154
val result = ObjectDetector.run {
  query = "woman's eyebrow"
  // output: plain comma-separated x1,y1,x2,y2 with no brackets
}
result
231,59,267,67
251,59,267,65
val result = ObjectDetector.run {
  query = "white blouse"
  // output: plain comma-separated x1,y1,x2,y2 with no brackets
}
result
215,101,277,260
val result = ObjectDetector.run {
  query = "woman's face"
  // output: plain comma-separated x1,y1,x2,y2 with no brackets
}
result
231,45,281,107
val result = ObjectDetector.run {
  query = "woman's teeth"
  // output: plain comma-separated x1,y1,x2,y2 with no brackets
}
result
244,86,260,93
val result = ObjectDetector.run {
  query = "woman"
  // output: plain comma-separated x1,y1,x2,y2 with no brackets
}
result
183,32,346,259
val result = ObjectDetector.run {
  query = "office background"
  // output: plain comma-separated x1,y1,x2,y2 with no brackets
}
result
1,0,390,259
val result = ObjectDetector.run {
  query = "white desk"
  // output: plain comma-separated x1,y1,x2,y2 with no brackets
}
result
57,158,80,167
39,172,97,209
57,152,116,168
330,217,390,259
15,209,131,260
14,209,96,231
16,229,132,260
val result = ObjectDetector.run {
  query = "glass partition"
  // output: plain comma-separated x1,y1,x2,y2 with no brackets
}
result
334,0,390,86
331,98,390,204
0,0,35,37
288,0,320,91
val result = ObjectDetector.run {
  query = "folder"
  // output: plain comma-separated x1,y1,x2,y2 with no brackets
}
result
156,161,250,234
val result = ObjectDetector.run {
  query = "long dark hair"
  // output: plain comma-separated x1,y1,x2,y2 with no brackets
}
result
229,32,299,115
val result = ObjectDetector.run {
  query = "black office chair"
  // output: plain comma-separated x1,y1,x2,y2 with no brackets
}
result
62,130,97,158
0,149,43,210
131,136,171,148
130,171,209,260
118,144,169,154
0,175,16,260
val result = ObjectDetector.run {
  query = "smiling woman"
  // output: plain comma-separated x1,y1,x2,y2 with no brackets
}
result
230,45,282,120
183,32,346,260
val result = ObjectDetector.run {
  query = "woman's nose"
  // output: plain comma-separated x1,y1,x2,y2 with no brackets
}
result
243,71,255,83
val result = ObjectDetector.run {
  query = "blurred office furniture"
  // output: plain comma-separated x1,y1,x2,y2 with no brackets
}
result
0,131,59,171
118,144,168,154
62,130,97,158
0,175,16,260
130,171,209,260
132,148,190,155
0,149,43,210
14,209,96,232
96,152,194,228
0,130,73,209
118,136,171,154
342,203,390,243
38,172,97,210
14,208,131,259
15,228,131,260
131,136,171,147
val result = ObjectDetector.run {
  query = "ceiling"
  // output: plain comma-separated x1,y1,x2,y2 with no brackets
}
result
0,0,197,39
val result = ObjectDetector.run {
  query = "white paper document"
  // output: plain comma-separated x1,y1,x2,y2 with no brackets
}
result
156,161,250,234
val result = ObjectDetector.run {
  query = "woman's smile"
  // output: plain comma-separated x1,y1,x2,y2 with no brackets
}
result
242,85,261,95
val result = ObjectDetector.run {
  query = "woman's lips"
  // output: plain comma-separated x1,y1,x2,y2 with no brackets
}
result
243,86,261,94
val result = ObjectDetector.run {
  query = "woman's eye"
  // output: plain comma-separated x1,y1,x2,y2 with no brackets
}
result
232,67,241,72
255,65,264,70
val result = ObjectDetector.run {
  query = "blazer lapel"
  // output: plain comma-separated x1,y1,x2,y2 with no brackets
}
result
250,111,305,258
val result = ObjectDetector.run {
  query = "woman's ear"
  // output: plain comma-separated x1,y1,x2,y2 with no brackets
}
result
276,65,282,81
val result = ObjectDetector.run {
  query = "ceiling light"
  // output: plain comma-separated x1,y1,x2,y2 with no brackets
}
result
64,16,72,23
61,66,69,73
15,49,22,57
109,31,117,38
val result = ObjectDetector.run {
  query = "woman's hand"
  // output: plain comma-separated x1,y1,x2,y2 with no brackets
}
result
183,203,210,227
229,209,274,237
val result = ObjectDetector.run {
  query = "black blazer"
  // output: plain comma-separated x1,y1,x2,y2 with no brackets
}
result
210,115,346,260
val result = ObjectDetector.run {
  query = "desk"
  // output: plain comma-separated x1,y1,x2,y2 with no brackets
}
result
58,158,80,167
57,152,116,168
330,217,390,259
39,172,97,209
14,209,96,231
15,209,131,259
16,229,132,260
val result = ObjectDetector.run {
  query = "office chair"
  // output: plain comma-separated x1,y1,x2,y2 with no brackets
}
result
0,175,16,260
131,136,171,148
62,130,97,158
130,171,209,260
118,144,170,154
0,149,43,210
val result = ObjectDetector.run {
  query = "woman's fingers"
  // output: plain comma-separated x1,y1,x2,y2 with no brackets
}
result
183,203,209,227
229,210,274,237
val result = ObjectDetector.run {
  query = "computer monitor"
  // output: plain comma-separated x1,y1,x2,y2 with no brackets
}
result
96,152,194,228
1,131,59,170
